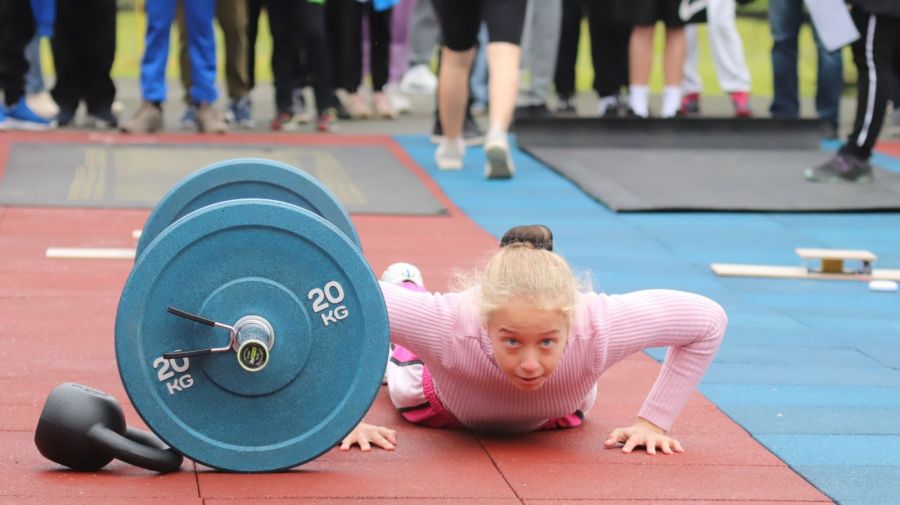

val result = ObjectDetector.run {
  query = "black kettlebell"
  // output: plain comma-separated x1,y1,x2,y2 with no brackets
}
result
35,383,183,473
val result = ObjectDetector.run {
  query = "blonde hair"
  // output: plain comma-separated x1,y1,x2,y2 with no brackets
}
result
463,243,586,323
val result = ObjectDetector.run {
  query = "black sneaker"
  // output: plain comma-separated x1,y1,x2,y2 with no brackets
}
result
87,109,118,129
805,153,874,183
514,103,551,120
430,113,485,146
57,107,77,127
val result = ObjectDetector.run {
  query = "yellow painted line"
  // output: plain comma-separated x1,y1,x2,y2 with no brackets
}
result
46,247,136,260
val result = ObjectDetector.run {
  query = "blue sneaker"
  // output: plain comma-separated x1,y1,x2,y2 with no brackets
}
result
226,96,255,128
0,106,7,131
180,103,198,130
5,96,55,130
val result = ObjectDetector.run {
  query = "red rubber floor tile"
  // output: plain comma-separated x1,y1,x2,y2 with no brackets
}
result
0,432,198,497
207,500,521,505
197,458,516,500
499,462,827,501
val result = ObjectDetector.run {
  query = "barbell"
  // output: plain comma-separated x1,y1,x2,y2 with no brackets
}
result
45,158,389,473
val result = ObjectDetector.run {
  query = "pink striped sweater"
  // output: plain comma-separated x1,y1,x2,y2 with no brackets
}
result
380,282,727,433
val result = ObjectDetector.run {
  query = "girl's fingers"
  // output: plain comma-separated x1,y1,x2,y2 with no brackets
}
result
645,437,656,455
372,433,396,451
359,437,371,452
380,428,398,444
661,439,673,455
621,435,640,454
672,438,685,453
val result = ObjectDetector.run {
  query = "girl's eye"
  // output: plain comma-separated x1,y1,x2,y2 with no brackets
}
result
540,339,554,348
505,338,520,347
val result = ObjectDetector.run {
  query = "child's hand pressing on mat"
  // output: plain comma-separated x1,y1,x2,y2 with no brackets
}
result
340,422,398,452
604,418,684,455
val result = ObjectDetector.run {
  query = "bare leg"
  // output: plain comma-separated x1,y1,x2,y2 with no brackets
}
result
438,46,476,140
486,42,521,134
628,26,655,85
628,25,655,117
663,26,686,86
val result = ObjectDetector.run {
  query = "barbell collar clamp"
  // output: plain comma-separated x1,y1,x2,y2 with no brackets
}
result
163,306,237,360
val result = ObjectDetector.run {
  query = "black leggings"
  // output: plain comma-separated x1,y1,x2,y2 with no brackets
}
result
431,0,526,51
555,0,631,99
326,0,392,93
0,0,35,106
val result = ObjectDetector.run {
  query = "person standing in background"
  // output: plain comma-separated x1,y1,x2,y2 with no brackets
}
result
515,0,561,119
806,0,900,183
52,0,118,128
121,0,225,134
327,0,399,119
430,0,527,179
627,0,686,118
177,0,253,130
680,0,753,117
768,0,843,136
0,0,56,130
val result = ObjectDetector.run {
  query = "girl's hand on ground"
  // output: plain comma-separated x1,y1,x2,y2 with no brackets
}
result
603,418,684,455
340,422,398,452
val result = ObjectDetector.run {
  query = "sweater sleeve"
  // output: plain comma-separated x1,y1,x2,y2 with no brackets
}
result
379,281,461,367
591,289,727,432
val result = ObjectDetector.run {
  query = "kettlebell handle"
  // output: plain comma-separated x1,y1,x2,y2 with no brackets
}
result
87,425,183,473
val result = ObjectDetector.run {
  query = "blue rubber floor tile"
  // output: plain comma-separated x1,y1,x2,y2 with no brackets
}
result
721,406,900,434
795,465,900,505
857,345,900,368
759,435,900,466
720,308,811,331
702,363,900,387
709,345,880,366
720,327,844,347
700,384,900,408
798,316,900,333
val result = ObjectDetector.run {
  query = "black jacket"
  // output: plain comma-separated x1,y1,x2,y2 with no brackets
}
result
849,0,900,18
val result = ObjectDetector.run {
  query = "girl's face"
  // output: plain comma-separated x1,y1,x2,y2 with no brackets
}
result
486,297,569,391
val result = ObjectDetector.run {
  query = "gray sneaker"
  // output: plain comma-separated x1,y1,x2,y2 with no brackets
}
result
120,101,163,134
805,153,874,183
484,136,515,179
197,103,226,134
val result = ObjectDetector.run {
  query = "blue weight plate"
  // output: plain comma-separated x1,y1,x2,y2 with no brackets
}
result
135,158,360,258
116,199,388,472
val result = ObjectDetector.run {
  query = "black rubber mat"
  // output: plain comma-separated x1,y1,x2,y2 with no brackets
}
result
516,118,900,212
0,143,446,215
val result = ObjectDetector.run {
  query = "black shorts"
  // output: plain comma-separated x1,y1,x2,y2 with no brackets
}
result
628,0,686,27
431,0,527,51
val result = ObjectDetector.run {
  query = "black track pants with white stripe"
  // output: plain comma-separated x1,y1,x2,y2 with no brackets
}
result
841,7,900,160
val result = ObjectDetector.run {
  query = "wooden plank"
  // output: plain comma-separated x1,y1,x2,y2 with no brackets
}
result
710,263,900,282
795,248,877,261
46,247,136,260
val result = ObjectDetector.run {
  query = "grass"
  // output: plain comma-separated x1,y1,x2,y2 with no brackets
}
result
40,9,852,98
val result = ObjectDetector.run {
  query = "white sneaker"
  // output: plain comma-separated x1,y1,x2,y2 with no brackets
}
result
381,262,425,287
484,136,515,179
435,137,466,170
400,64,438,95
386,85,412,115
25,91,59,120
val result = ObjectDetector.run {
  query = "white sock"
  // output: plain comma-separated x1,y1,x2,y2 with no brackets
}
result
661,86,682,118
487,125,507,145
628,85,649,117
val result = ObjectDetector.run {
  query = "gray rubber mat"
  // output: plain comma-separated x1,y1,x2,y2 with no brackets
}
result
0,143,446,215
526,146,900,212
